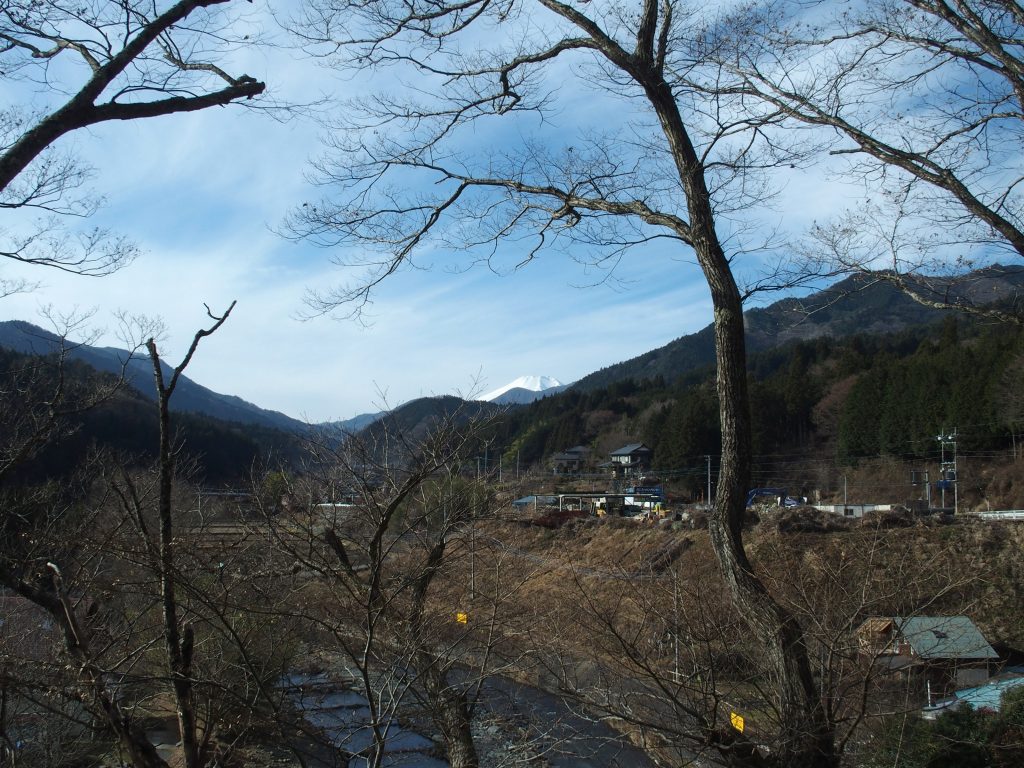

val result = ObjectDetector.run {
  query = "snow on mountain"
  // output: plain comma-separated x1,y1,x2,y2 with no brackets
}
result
480,375,564,403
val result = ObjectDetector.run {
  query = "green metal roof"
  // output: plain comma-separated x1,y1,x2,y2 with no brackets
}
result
896,616,998,660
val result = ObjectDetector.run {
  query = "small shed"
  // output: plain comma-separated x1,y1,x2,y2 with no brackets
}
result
511,495,557,513
923,674,1024,719
814,503,892,519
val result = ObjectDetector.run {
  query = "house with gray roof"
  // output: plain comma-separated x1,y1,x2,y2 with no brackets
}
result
606,443,653,479
550,445,590,476
858,615,998,695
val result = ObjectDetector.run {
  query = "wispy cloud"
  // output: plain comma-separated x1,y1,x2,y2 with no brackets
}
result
0,1,857,424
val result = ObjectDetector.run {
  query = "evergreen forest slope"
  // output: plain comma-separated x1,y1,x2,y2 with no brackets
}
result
485,313,1024,510
0,345,302,486
574,265,1024,391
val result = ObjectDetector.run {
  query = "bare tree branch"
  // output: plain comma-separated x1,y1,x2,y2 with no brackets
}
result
1,0,266,275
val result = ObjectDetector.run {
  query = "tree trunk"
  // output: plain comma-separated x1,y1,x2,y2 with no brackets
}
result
418,656,479,768
698,205,835,768
142,309,233,765
703,280,835,767
148,343,202,768
643,77,837,767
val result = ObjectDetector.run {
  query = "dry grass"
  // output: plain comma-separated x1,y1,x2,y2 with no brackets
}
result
461,513,1024,655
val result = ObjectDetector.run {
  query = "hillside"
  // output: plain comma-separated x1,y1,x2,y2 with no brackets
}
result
0,320,309,433
0,345,302,486
419,511,1024,766
482,312,1024,510
360,395,501,444
476,512,1024,647
574,266,1024,391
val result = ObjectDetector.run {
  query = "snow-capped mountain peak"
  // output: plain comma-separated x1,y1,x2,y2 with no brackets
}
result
480,375,564,403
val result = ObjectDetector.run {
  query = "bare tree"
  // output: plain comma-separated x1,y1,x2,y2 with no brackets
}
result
258,407,524,768
0,466,299,767
1,0,266,275
516,515,979,767
142,302,236,768
0,303,297,766
0,455,186,766
0,316,163,764
283,1,836,764
721,0,1024,321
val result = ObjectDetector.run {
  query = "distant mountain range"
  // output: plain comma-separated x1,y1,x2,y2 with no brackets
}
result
4,266,1021,436
326,411,385,433
481,375,568,405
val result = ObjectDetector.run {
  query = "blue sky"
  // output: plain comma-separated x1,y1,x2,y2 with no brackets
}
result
0,1,870,423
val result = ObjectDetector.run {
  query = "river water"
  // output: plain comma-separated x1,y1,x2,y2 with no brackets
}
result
279,671,657,768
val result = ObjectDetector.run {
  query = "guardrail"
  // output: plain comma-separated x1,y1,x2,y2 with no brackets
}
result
971,510,1024,521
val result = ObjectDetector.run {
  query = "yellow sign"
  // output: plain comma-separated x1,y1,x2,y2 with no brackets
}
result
455,612,468,624
730,712,744,733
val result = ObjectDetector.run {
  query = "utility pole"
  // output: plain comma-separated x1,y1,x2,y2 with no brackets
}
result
937,429,959,514
843,475,847,510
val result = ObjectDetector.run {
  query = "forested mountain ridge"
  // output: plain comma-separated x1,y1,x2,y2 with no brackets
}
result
5,269,1023,492
0,320,309,433
574,266,1024,392
0,344,302,486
